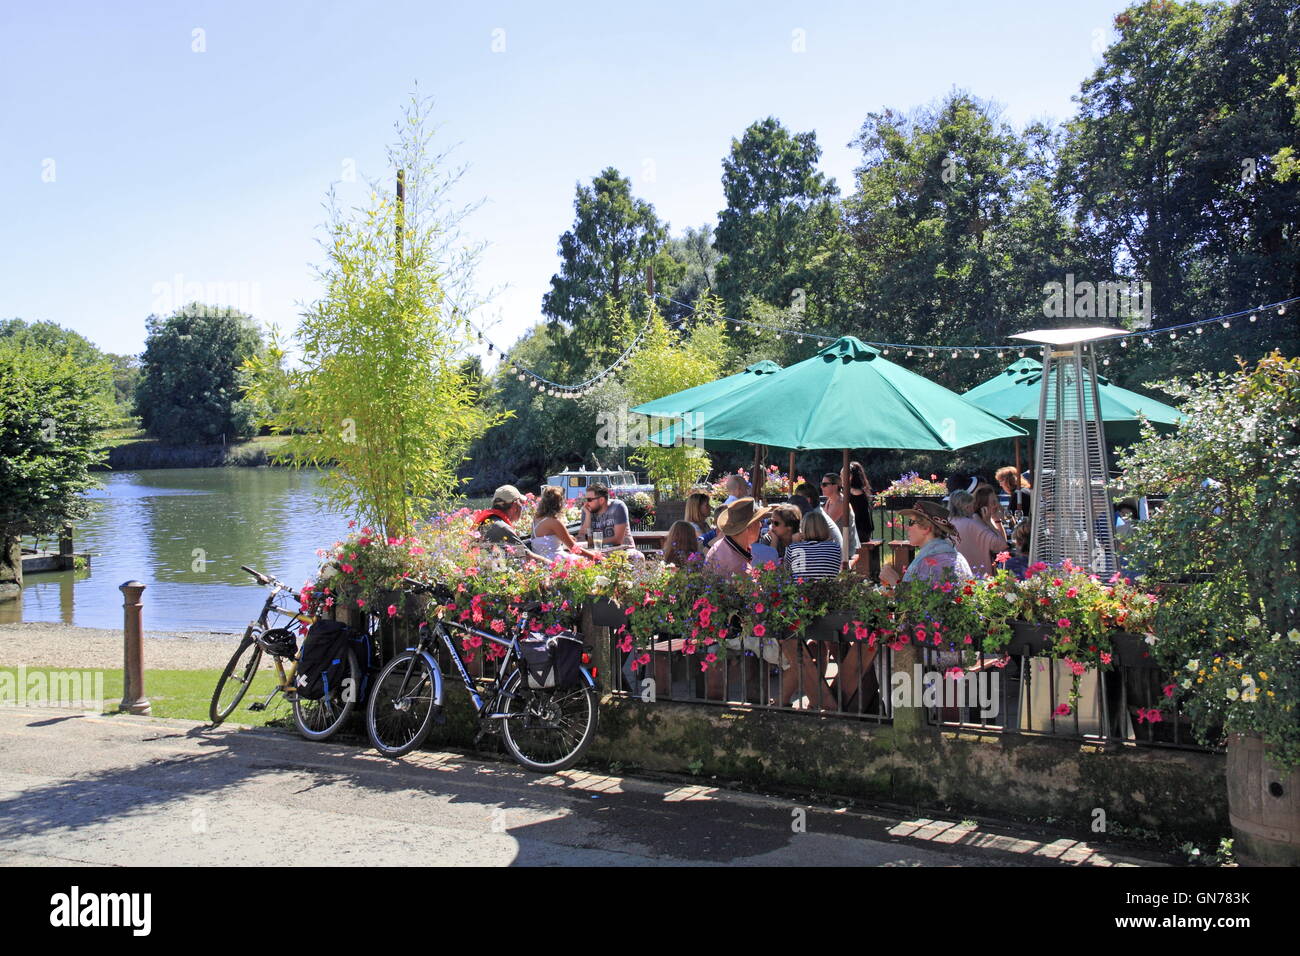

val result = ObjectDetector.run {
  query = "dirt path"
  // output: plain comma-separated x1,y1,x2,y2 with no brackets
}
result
0,622,242,670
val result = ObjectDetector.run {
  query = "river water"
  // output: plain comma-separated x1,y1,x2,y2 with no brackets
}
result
4,468,364,633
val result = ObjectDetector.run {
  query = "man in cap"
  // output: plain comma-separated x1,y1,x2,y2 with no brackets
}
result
472,485,548,563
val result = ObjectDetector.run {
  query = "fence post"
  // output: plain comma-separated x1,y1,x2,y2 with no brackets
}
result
889,643,924,736
119,580,151,715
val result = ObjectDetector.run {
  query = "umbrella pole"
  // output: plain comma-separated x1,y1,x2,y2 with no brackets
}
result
788,451,796,494
754,445,766,502
1015,437,1022,485
841,448,851,571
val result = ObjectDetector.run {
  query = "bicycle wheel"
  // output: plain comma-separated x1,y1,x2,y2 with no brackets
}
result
498,670,598,773
210,636,263,725
366,650,440,758
293,648,358,741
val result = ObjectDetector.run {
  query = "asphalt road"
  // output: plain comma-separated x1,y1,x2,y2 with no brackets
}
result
0,706,1167,867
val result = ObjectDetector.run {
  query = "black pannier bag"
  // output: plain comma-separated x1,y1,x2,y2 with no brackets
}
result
518,633,585,690
295,619,364,701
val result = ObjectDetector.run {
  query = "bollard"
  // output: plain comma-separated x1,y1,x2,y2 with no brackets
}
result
119,580,151,715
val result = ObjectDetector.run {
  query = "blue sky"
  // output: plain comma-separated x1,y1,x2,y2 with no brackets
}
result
1,1,1132,360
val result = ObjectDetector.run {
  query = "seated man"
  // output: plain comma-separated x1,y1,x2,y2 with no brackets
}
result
472,484,548,563
578,483,636,549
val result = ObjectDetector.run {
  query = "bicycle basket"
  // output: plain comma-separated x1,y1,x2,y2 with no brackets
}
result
518,633,584,690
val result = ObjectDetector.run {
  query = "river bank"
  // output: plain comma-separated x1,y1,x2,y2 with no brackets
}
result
95,435,295,471
0,622,239,669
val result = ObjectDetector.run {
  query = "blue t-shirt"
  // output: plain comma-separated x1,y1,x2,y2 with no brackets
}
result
590,498,634,544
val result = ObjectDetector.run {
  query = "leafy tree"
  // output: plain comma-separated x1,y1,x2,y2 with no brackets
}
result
135,303,265,444
715,118,842,328
542,168,667,372
0,340,109,598
842,93,1081,391
659,224,720,323
1058,0,1299,368
623,307,727,496
246,95,503,538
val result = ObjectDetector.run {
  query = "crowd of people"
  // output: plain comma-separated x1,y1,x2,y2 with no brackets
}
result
469,465,1038,709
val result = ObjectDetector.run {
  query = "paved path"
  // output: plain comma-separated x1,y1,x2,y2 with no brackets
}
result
0,707,1169,867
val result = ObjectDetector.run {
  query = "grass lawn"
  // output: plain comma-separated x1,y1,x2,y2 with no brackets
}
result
0,666,293,728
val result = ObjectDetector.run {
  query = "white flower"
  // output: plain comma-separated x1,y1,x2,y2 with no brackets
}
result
1187,659,1200,671
1144,633,1157,645
1244,614,1261,629
1226,687,1239,701
1289,629,1300,644
593,575,610,589
1003,593,1017,604
1181,678,1192,689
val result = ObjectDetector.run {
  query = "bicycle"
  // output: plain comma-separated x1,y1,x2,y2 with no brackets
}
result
209,565,368,741
365,578,599,773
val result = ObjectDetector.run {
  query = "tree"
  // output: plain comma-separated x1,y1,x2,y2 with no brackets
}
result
659,224,720,323
0,319,122,413
541,168,667,372
714,118,842,328
622,306,728,496
134,303,265,444
246,95,503,538
0,340,109,599
841,93,1081,391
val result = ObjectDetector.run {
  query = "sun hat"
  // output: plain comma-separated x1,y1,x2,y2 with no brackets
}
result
716,497,772,537
896,499,958,538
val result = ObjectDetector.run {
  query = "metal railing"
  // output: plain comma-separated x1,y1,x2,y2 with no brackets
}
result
919,646,1215,750
609,630,893,722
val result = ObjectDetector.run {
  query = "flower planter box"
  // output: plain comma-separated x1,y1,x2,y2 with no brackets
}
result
806,612,854,643
1017,657,1104,736
1112,631,1157,668
881,493,944,511
1006,621,1053,656
588,597,627,627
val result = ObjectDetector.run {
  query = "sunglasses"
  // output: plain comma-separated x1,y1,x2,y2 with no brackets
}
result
820,480,837,487
905,518,928,528
584,497,599,502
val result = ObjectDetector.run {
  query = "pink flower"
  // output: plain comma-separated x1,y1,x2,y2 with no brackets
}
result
762,561,777,571
490,618,506,634
705,652,717,664
387,604,398,617
1053,703,1072,717
995,551,1010,565
408,546,425,555
1066,660,1086,677
356,599,365,608
1100,651,1112,665
754,603,765,614
1162,684,1175,698
1066,587,1078,598
752,623,766,638
1057,617,1071,628
1136,708,1163,724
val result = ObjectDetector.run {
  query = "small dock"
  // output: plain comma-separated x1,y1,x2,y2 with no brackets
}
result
20,527,91,573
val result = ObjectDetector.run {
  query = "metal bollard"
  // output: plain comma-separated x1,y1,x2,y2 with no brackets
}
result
119,580,151,715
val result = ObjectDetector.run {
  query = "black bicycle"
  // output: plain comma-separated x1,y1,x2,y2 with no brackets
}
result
365,578,599,773
209,565,367,741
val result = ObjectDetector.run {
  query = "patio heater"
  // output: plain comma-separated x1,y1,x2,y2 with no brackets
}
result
1009,327,1123,575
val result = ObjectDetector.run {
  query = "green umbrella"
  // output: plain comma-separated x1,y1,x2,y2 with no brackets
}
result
649,336,1026,451
630,360,782,418
962,358,1184,441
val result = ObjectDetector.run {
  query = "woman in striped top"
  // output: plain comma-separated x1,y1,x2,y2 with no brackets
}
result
784,510,843,580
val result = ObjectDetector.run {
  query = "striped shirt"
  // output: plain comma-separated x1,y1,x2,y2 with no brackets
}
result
784,539,842,580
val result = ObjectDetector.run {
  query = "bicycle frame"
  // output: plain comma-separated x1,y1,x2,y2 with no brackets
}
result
401,616,593,722
246,584,314,711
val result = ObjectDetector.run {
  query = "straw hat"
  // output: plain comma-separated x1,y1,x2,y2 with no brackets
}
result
896,499,958,538
717,497,772,537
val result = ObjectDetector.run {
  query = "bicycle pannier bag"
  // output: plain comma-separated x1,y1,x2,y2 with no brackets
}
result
296,619,357,701
519,633,584,690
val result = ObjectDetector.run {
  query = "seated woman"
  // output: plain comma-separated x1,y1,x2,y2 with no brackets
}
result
661,520,701,566
879,500,973,588
783,510,843,580
685,491,715,546
530,486,599,563
1005,519,1031,577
